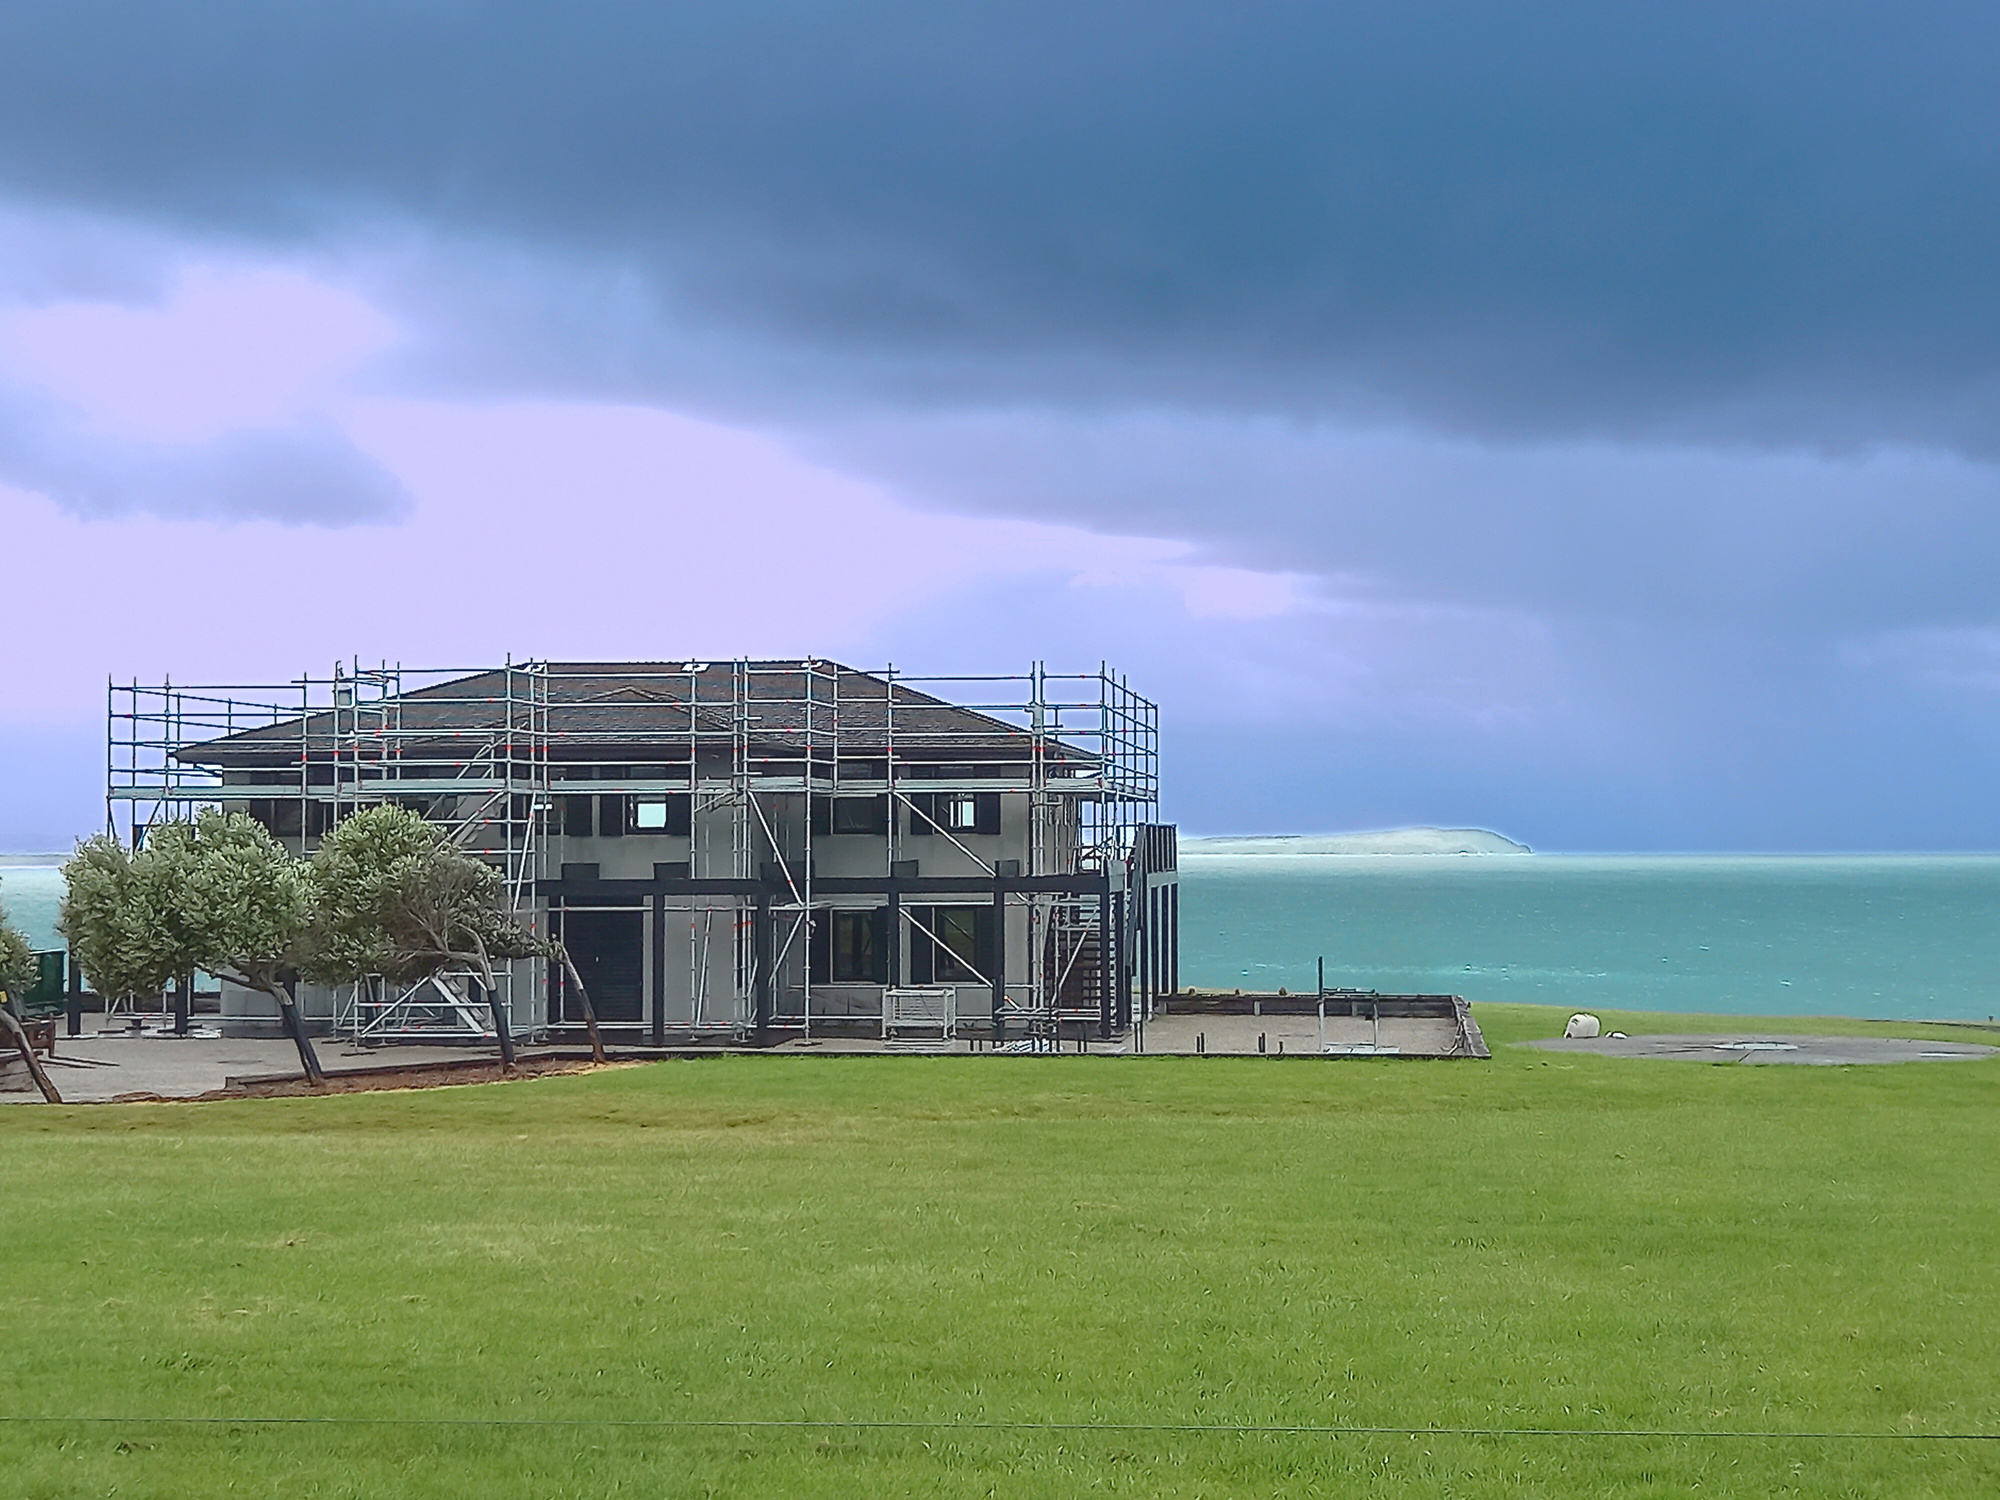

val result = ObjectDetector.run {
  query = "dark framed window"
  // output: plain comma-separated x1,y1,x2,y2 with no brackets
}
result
629,794,691,835
909,905,995,984
597,793,626,838
249,798,305,837
561,795,594,838
812,794,889,836
809,907,888,984
933,792,1000,836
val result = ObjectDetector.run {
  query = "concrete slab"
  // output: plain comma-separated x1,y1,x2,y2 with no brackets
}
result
1139,1011,1472,1057
1523,1033,1998,1065
0,1034,516,1102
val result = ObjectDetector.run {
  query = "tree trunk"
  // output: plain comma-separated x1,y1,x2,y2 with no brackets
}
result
273,980,325,1085
0,1000,63,1104
557,942,607,1066
469,936,515,1071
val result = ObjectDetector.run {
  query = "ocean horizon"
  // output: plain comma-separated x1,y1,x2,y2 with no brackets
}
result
10,847,2000,1023
1178,848,2000,1022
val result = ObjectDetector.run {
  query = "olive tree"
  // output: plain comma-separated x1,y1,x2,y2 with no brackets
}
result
308,803,587,1068
0,883,34,999
0,881,60,1102
58,836,179,1005
60,814,324,1083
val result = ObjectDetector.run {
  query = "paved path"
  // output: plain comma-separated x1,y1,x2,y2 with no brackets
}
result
1524,1032,1997,1065
1,1034,513,1102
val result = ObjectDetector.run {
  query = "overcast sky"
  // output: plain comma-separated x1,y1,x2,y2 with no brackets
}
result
4,3,2000,850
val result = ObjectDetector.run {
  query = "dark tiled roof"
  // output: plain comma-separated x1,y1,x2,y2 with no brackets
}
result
176,661,1085,766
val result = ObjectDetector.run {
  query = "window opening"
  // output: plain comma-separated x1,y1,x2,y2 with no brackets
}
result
810,908,888,984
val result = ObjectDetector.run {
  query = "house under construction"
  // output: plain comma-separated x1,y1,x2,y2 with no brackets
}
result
107,660,1177,1048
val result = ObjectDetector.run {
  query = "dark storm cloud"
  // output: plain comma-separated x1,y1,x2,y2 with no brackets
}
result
6,2,2000,849
799,412,2000,632
0,2,1996,448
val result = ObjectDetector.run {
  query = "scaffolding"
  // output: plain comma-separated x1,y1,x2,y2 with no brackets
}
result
106,658,1167,1045
108,660,552,1040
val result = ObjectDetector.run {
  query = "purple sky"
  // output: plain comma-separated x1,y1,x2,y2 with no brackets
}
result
4,4,2000,851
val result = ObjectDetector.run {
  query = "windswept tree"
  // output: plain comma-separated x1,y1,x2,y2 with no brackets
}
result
59,804,598,1087
0,881,35,1000
309,803,573,1068
61,815,324,1083
58,836,178,1007
0,880,60,1103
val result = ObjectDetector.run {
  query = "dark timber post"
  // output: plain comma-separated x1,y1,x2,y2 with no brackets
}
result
65,947,81,1037
650,890,666,1046
990,886,1007,1045
1123,889,1134,1031
1138,887,1151,1027
173,969,192,1036
1120,892,1136,1032
1098,887,1113,1040
886,886,902,987
753,891,773,1045
548,902,563,1030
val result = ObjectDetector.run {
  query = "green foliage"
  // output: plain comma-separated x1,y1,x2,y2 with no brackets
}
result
174,809,318,994
309,802,538,988
58,804,538,1009
58,835,178,999
59,813,315,1000
0,878,35,996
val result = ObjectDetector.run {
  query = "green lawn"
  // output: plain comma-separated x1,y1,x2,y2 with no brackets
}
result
3,1002,1998,1497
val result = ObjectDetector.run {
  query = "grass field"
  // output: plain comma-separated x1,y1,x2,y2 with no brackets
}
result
3,1002,1998,1497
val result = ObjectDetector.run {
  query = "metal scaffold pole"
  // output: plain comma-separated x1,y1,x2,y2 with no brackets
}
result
103,654,1167,1053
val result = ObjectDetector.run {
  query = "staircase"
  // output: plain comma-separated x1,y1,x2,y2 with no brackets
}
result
1044,912,1108,1021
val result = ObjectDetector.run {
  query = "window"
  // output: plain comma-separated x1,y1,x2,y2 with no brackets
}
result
938,792,1001,836
909,905,995,984
630,794,691,835
904,791,997,836
247,799,304,837
834,795,887,834
813,794,889,836
561,795,594,837
809,908,888,984
598,794,626,838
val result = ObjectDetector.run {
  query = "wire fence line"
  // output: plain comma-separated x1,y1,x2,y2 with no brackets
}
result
0,1415,1994,1442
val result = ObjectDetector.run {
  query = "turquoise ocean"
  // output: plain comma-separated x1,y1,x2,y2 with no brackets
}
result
9,853,2000,1021
1180,854,2000,1022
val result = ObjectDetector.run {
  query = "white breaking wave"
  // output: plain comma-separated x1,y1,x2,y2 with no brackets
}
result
1181,827,1533,858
